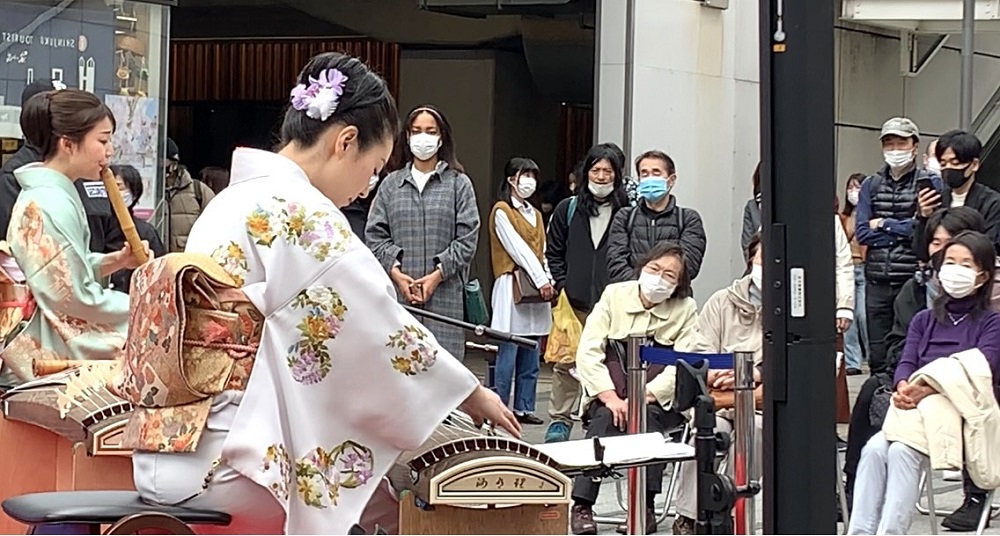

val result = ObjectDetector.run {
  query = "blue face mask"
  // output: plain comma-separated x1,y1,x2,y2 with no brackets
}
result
637,176,670,202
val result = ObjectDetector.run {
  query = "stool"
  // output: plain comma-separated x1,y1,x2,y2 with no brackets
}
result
2,491,231,535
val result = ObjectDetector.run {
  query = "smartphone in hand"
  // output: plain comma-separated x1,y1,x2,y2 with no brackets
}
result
916,177,936,193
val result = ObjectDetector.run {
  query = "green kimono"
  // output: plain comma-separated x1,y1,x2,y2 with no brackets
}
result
0,164,129,384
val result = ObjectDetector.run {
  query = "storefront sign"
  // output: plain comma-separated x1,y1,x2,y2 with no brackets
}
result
0,1,115,106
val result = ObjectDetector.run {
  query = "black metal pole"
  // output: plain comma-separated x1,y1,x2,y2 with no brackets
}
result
759,0,837,533
402,305,539,349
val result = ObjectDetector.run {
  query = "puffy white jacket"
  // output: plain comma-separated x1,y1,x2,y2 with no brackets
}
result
882,349,1000,489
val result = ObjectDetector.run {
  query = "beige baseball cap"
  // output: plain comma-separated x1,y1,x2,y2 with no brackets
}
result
880,117,920,140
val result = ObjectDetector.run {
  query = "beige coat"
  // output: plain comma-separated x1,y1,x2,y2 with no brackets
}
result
882,349,1000,489
576,281,698,409
835,215,855,312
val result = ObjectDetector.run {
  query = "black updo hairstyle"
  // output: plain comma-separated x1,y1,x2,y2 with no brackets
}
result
20,88,116,161
279,52,398,153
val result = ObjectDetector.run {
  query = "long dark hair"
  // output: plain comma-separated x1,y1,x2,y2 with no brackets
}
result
21,89,116,160
841,173,865,216
633,241,693,299
574,144,628,217
497,157,539,204
389,104,463,173
932,230,997,322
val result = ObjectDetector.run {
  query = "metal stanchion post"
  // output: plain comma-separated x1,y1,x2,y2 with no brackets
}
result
734,351,758,535
626,336,648,535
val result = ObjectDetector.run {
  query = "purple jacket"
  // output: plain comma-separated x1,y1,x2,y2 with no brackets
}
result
894,295,1000,388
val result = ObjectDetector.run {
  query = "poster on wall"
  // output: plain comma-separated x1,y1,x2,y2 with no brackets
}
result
105,94,158,219
0,1,115,109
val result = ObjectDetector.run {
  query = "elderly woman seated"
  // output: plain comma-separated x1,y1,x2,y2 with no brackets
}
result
570,241,698,535
668,235,764,534
848,230,1000,535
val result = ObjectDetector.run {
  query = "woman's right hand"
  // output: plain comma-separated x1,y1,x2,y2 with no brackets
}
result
390,266,416,303
892,380,916,409
459,385,521,438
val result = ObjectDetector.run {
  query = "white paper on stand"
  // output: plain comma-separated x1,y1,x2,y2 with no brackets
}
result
533,432,694,469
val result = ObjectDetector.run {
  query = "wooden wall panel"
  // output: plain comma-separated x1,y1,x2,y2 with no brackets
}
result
170,39,400,102
557,104,593,182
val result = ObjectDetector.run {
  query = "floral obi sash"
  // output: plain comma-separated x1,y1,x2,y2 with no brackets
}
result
114,253,262,453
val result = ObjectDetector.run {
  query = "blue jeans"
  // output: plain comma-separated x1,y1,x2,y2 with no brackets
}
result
494,341,539,414
843,264,869,370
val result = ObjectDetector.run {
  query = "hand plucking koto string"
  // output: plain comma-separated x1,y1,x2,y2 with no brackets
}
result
101,167,151,265
457,384,522,438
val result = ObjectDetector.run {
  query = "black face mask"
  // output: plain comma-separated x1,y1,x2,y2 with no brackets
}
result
943,167,971,189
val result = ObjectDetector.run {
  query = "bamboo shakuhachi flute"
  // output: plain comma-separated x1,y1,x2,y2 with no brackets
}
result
100,167,149,265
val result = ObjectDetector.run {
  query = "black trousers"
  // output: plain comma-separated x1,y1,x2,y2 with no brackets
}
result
865,280,904,373
844,375,987,502
571,401,685,506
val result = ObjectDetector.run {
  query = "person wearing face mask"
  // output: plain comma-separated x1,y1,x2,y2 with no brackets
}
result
855,117,941,374
606,150,707,284
569,241,698,535
841,173,869,375
669,235,765,534
849,230,1000,535
842,207,1000,531
924,139,941,176
486,157,555,425
367,104,480,363
104,164,167,294
914,129,1000,259
544,143,630,444
164,137,215,252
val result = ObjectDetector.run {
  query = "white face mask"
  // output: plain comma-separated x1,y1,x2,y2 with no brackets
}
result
409,133,441,161
588,181,615,199
750,264,762,289
638,271,676,304
847,189,859,206
884,149,914,169
938,264,981,299
926,157,942,175
515,176,537,198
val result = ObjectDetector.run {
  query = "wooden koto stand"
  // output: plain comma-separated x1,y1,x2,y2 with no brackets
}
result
0,363,135,534
397,455,572,535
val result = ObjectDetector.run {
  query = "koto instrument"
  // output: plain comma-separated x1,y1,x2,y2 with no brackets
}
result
384,411,572,535
379,411,694,535
0,361,134,533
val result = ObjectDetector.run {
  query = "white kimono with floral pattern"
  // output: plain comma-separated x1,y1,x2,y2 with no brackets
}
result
177,148,479,534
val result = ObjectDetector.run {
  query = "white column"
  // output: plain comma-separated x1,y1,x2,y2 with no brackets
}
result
596,0,760,299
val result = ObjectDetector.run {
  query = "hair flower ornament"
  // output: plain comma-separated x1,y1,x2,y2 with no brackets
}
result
290,68,349,121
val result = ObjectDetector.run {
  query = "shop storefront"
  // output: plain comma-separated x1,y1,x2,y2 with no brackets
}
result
0,0,172,225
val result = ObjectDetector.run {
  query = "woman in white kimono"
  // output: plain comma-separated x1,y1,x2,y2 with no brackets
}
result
130,52,519,534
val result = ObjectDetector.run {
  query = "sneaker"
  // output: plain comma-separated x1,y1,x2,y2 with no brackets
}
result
615,509,657,534
570,504,597,535
544,421,571,443
942,494,989,532
671,515,696,535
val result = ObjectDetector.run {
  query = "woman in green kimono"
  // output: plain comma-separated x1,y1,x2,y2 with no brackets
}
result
0,88,147,383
